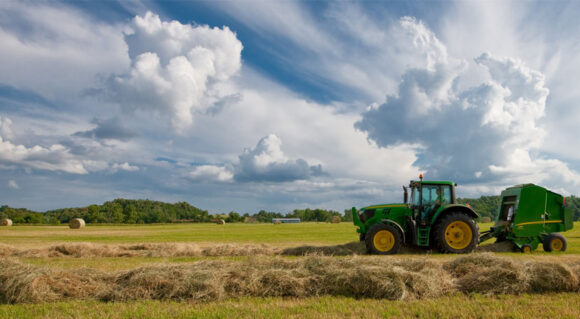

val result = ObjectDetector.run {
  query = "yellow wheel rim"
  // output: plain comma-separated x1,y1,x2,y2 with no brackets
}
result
444,221,473,250
373,230,395,252
551,238,564,251
522,246,532,253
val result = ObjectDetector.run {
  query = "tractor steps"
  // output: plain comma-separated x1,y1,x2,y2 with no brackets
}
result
417,226,430,246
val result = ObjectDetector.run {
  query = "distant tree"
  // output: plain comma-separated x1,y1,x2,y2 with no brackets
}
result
342,209,354,222
123,204,137,224
226,211,242,223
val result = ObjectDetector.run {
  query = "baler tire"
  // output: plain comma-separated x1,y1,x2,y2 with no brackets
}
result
543,233,567,252
365,223,402,255
433,212,479,254
521,244,533,253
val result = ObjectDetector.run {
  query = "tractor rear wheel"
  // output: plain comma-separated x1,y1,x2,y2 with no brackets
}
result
433,213,479,254
543,233,567,252
365,223,402,255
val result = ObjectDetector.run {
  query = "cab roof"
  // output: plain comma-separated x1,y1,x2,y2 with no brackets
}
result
410,180,455,186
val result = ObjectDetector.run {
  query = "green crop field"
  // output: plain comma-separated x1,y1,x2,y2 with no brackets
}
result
1,222,580,318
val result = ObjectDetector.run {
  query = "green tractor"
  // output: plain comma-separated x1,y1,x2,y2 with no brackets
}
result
352,175,480,254
479,184,574,252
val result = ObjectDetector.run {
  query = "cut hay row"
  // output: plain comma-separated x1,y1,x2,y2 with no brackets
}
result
0,241,525,259
0,242,368,258
1,253,580,304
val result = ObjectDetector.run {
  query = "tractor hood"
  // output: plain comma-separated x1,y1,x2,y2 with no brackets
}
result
362,203,407,210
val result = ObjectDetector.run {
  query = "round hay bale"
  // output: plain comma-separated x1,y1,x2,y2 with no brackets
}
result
216,219,226,225
0,218,13,226
273,220,281,225
330,216,341,224
69,218,85,229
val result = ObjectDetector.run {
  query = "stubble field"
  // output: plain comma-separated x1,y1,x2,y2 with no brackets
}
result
1,222,580,318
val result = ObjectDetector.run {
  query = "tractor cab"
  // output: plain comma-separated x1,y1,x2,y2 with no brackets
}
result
406,175,456,225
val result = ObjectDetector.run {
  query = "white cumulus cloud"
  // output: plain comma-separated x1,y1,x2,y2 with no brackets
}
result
189,165,234,183
188,134,323,183
0,135,88,174
356,17,579,191
107,12,243,132
235,134,323,182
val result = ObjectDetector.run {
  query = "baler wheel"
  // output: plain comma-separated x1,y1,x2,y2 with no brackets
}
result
365,223,402,255
521,244,533,253
433,212,478,254
543,233,567,252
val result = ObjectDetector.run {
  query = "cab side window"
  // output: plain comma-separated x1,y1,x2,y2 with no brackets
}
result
441,186,451,204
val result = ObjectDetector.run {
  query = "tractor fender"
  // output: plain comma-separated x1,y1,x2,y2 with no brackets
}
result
381,219,406,244
432,204,479,225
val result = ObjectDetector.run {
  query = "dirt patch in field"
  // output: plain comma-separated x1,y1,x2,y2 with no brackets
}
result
1,253,579,304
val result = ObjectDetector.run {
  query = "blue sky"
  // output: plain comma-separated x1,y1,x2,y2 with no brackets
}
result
1,0,580,213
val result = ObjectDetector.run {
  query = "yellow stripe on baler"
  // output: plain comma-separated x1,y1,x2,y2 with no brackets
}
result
515,220,562,227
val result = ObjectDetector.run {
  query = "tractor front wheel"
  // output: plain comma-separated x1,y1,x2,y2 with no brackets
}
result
543,233,567,252
433,213,479,254
365,223,402,255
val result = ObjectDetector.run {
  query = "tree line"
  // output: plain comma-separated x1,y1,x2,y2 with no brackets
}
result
1,195,579,225
0,199,352,224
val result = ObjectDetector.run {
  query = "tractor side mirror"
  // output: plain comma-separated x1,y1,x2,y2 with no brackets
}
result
403,186,408,204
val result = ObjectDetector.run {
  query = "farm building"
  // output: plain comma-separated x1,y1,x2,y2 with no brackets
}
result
272,218,300,224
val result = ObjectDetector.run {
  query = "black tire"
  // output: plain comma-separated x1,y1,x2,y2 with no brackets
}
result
543,233,567,252
521,244,533,253
433,212,479,254
359,233,365,242
365,223,402,255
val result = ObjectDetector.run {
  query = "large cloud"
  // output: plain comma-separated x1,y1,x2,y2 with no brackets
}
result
106,12,243,132
356,17,578,189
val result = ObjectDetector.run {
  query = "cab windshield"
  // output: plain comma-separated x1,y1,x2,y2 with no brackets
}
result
411,184,451,206
411,186,421,206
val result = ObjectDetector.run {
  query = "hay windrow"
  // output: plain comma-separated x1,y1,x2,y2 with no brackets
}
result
475,241,517,252
281,241,366,256
2,254,580,304
0,242,373,258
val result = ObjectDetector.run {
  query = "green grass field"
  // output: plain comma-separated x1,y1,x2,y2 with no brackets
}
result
2,294,580,319
0,223,359,247
1,222,580,318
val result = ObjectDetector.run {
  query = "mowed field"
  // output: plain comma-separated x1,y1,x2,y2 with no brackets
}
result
1,222,580,318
